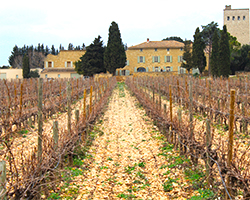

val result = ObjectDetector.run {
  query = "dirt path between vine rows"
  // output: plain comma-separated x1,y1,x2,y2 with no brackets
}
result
74,84,192,200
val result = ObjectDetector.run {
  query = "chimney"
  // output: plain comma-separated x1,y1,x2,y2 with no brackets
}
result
147,38,149,43
225,5,231,10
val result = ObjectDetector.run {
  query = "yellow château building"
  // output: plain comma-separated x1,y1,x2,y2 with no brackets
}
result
41,50,86,79
117,38,190,75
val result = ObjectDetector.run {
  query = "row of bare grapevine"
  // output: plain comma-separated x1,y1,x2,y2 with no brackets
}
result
126,75,250,199
0,76,117,199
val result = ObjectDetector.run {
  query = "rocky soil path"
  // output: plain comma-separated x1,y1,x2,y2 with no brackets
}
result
73,83,191,200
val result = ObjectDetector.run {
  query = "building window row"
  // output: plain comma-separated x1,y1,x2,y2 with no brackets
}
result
227,16,246,21
45,61,74,68
136,56,183,63
139,48,183,52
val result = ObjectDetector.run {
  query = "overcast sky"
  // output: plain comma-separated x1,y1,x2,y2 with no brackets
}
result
0,0,249,66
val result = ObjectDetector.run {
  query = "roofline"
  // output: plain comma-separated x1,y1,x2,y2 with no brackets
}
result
128,46,183,50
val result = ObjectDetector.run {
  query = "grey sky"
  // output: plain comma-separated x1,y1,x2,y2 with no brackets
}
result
0,0,249,66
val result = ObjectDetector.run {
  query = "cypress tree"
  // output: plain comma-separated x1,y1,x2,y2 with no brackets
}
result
192,27,207,74
210,29,220,77
75,36,105,76
181,40,192,74
22,54,30,78
51,45,56,55
219,25,231,77
104,21,126,75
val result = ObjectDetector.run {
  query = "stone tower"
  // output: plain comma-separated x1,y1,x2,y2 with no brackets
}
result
224,5,250,45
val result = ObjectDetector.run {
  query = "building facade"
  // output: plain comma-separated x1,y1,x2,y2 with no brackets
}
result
117,39,188,75
42,50,86,79
224,5,250,45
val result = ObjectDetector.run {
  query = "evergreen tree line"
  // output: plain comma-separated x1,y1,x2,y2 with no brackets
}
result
8,43,86,69
75,21,126,76
182,21,250,77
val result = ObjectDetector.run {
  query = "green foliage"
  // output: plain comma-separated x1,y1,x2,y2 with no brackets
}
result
104,21,126,75
192,27,207,74
219,25,231,77
210,29,220,77
189,188,215,199
75,36,106,76
163,178,178,192
22,54,30,78
181,40,193,73
29,69,40,78
162,36,184,43
231,44,250,73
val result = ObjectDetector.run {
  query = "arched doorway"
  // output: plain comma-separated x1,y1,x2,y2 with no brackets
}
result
137,67,146,72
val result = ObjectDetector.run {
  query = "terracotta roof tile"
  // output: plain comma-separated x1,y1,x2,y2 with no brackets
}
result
128,40,184,49
41,68,77,73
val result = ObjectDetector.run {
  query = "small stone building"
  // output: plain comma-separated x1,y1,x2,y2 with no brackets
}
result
41,50,86,79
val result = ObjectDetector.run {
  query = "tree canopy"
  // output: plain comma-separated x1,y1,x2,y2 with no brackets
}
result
104,21,126,75
22,54,30,78
181,40,192,73
75,36,106,76
210,29,220,77
162,36,184,43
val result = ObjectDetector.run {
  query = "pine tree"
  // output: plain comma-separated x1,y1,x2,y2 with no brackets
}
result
68,43,74,50
51,45,56,55
104,21,126,75
22,54,30,78
181,40,192,73
210,29,220,77
192,27,207,74
219,25,231,77
75,36,105,76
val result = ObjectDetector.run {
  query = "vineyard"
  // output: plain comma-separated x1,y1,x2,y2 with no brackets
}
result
126,75,250,199
0,75,250,199
0,77,116,199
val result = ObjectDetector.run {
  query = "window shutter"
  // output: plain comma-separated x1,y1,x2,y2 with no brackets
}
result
134,67,137,72
158,56,160,63
146,67,149,72
125,70,130,76
137,56,140,63
170,66,173,71
45,61,48,68
164,56,167,63
164,66,166,71
115,70,118,75
127,60,129,66
184,68,186,74
178,66,180,74
158,67,161,71
52,61,54,68
152,56,154,63
153,67,155,72
71,61,73,67
120,70,122,76
178,56,180,63
170,56,173,63
143,56,145,63
65,62,67,68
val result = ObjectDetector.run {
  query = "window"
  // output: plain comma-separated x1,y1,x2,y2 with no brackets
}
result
45,74,48,78
58,74,61,78
153,56,159,62
140,56,144,63
180,67,185,74
166,67,171,72
154,67,159,72
166,56,171,62
16,75,18,79
243,16,246,20
227,16,230,21
140,48,143,52
178,56,183,62
48,61,52,68
180,48,183,51
238,16,240,20
167,48,170,51
67,61,71,68
155,48,157,52
232,16,235,20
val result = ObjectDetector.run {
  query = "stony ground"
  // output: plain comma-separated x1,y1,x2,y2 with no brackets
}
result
68,83,194,200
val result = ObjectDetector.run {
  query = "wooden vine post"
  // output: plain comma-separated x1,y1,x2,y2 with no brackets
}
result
89,85,93,115
83,89,87,122
67,82,72,135
169,84,173,143
37,78,43,166
205,119,211,188
53,121,59,151
226,89,236,200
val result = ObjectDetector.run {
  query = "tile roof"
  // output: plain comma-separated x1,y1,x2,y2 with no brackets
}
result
128,40,184,49
41,68,76,73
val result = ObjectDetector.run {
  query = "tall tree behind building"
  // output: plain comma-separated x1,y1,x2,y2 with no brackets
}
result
181,40,192,73
192,27,207,74
22,54,30,78
104,21,126,75
210,29,220,77
219,25,231,77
